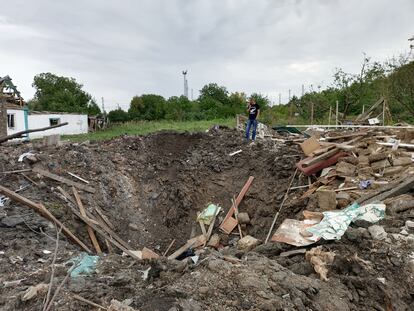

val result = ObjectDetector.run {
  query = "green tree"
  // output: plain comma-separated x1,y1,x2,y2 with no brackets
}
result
250,93,271,110
128,94,166,120
30,72,99,114
199,83,229,105
388,61,414,117
108,108,129,122
165,96,195,121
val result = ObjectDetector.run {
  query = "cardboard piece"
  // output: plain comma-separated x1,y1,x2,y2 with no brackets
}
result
300,136,321,156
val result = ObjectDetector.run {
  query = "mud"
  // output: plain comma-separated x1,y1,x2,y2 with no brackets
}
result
1,128,413,310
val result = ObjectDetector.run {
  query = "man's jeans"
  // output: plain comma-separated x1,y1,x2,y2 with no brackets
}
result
245,119,258,140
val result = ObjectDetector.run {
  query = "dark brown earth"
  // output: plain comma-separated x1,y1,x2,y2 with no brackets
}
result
0,128,413,310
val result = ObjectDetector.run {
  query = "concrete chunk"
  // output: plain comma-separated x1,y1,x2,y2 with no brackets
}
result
336,161,356,177
237,235,260,251
392,157,412,166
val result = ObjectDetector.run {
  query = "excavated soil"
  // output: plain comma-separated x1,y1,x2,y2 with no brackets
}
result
0,128,413,310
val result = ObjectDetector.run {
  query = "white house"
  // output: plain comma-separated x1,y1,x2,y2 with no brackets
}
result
5,105,88,139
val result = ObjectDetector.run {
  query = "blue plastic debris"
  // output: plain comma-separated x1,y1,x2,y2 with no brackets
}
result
67,253,99,277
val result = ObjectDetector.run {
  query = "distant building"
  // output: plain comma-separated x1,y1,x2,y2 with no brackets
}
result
4,104,88,139
1,75,88,139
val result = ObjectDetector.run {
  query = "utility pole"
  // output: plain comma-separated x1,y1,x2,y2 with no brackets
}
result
328,106,332,125
301,84,305,97
288,89,291,102
278,93,281,105
101,97,105,113
335,100,339,129
310,102,314,125
382,98,386,125
182,70,188,98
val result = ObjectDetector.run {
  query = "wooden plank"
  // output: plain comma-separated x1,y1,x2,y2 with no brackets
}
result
167,235,206,260
68,172,90,184
168,240,196,260
66,205,141,260
72,294,108,310
21,173,38,186
325,132,367,141
72,187,102,255
233,196,243,238
163,239,176,257
0,169,32,174
302,148,340,167
33,167,95,193
219,176,254,232
199,220,207,239
206,213,217,241
56,187,132,253
92,205,114,230
0,185,91,253
0,122,68,144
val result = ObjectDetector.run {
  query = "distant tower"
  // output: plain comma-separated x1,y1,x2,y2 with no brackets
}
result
182,70,189,98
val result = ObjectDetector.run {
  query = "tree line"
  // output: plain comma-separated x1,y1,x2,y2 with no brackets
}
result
108,84,270,122
26,53,414,126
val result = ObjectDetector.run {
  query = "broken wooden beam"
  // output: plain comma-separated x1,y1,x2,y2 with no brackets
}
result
68,172,90,184
57,187,135,259
0,185,91,253
168,235,206,260
358,174,414,205
324,132,367,141
0,122,68,144
301,148,341,167
220,176,254,234
72,187,102,255
0,169,32,174
33,167,95,193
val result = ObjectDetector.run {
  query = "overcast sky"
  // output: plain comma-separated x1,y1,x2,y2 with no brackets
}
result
1,0,413,111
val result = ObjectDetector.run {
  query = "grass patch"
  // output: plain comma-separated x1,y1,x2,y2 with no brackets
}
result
63,118,235,142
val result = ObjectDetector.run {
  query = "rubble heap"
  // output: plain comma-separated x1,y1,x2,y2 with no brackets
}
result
0,127,413,310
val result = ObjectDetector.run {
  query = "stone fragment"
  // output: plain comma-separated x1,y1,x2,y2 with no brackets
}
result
383,166,403,177
368,153,387,163
128,223,139,231
237,235,260,251
368,225,387,240
316,190,337,211
336,161,356,177
237,212,250,224
405,220,414,232
392,157,412,166
371,159,391,170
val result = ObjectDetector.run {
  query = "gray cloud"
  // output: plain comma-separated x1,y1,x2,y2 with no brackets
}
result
1,0,413,110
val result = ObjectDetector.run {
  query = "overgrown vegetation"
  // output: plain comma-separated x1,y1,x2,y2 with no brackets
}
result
273,55,414,125
63,118,235,142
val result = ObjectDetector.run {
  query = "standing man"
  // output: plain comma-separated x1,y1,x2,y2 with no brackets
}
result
245,97,260,141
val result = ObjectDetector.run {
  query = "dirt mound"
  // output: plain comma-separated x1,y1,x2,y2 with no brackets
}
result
1,128,413,310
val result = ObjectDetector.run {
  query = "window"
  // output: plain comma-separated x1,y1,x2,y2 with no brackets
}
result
49,118,61,126
7,114,15,128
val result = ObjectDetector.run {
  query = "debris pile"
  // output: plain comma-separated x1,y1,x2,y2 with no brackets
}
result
0,127,414,310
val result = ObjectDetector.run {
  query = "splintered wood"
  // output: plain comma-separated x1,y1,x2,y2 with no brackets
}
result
0,185,92,253
219,176,254,234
